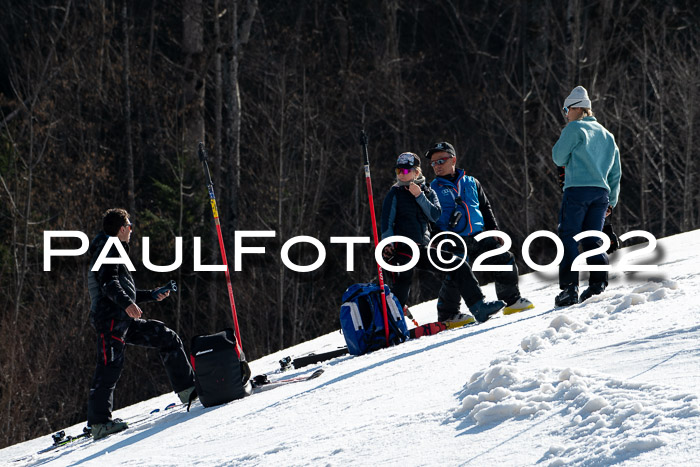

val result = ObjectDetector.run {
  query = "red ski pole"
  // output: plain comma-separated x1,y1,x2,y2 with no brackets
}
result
198,142,243,358
359,131,390,347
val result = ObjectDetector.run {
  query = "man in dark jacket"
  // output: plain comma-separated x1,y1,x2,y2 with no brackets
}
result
86,208,195,439
426,142,534,316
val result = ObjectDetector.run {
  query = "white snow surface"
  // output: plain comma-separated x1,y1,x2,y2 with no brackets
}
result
2,230,700,466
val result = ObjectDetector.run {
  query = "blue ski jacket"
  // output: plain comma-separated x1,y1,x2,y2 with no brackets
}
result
431,170,499,237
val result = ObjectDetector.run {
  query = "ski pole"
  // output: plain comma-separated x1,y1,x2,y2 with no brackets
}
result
403,306,420,328
381,249,419,327
359,130,390,347
197,142,244,358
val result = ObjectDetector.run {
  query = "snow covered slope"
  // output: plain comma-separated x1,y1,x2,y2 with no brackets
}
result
2,230,699,466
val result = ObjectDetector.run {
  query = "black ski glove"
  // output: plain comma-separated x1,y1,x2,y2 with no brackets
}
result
603,224,619,254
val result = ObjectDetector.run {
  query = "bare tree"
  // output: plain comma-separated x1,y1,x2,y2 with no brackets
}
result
122,2,136,215
224,0,257,231
183,0,205,154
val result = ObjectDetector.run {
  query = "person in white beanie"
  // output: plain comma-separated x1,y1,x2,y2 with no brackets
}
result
552,86,621,307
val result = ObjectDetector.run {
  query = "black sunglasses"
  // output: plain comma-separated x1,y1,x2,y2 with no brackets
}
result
563,100,582,115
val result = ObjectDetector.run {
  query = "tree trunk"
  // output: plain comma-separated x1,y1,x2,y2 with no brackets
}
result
641,30,649,229
277,58,286,350
122,3,136,215
520,0,530,233
566,0,581,84
208,0,224,332
225,0,257,233
682,82,695,231
183,0,205,156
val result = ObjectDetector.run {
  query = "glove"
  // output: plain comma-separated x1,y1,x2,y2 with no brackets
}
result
382,243,395,261
603,224,619,254
557,166,565,191
152,280,177,299
448,209,463,229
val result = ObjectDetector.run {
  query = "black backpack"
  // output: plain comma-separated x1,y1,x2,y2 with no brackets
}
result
190,328,252,407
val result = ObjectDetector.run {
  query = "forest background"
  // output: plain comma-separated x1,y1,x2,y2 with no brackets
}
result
1,0,698,448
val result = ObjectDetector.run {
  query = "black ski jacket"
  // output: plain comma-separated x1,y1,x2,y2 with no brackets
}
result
87,232,155,325
381,181,441,246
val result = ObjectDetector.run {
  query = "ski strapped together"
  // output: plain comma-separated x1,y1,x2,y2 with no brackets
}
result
197,142,243,358
359,130,390,347
251,368,325,392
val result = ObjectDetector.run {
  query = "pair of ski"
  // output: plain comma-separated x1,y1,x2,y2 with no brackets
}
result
251,368,325,392
28,369,324,459
29,401,182,458
284,314,501,370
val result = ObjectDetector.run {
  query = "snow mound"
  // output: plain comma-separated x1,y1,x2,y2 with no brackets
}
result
453,365,699,466
451,274,699,466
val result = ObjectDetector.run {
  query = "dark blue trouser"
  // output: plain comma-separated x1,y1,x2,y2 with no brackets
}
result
387,243,483,320
558,187,610,289
464,235,521,306
87,317,195,425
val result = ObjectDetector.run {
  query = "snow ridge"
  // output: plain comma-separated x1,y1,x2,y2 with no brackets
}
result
452,280,700,466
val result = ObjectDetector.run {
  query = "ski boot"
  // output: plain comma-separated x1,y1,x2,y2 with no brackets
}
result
555,286,578,307
440,312,476,329
503,297,535,315
579,282,606,303
469,299,506,323
91,419,128,440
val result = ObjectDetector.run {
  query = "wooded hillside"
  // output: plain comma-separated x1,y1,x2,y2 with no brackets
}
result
1,0,698,447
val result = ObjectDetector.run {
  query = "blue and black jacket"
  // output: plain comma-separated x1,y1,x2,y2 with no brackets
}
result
381,181,441,246
430,169,499,236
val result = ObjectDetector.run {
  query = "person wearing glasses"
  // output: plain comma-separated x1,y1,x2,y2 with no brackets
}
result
381,152,504,325
553,86,621,306
86,208,196,439
426,142,534,317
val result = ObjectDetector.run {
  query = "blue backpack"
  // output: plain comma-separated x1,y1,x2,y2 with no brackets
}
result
340,283,409,355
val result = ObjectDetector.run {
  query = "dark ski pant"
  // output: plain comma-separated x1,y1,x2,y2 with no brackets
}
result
386,244,483,321
87,317,195,426
557,187,610,289
463,235,521,306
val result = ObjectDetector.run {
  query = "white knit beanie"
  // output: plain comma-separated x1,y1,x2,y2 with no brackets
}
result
563,86,591,109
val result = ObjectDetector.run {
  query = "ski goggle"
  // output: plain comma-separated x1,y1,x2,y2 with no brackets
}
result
395,168,414,175
430,156,453,167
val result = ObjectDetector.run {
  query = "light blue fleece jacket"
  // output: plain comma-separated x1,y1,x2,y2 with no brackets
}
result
552,116,621,207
